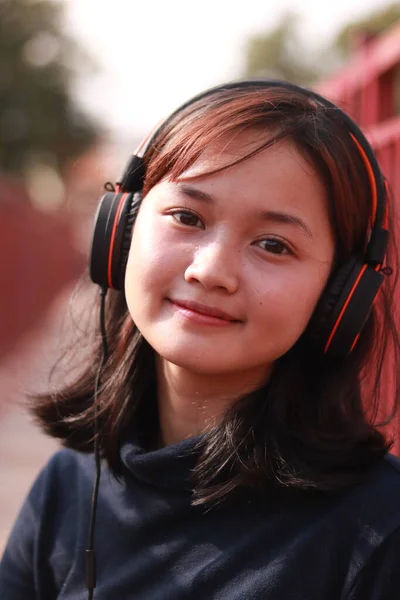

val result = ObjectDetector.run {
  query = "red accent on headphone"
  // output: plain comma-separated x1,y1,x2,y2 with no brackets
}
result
350,133,378,229
383,181,390,230
324,264,369,353
107,193,129,288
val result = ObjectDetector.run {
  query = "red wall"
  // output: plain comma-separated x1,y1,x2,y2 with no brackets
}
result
0,192,84,361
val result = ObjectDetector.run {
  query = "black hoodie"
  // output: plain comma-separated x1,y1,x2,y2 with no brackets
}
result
1,432,400,599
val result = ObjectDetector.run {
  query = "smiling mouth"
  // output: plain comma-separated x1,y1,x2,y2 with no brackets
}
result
169,299,241,323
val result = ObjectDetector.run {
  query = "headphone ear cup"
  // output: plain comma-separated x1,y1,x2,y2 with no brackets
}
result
308,258,358,347
308,258,384,357
89,191,142,290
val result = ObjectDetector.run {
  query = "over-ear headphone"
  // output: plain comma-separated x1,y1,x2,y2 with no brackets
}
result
89,79,389,358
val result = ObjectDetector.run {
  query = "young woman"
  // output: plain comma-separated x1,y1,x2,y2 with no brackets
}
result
1,80,400,600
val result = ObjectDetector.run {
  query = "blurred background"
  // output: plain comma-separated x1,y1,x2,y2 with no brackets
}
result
1,0,400,553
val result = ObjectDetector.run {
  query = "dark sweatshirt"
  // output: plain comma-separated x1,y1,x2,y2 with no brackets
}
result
1,432,400,599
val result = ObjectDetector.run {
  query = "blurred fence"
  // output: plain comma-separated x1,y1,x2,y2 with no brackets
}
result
317,24,400,201
317,24,400,454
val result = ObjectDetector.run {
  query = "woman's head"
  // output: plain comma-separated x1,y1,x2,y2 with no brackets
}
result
125,131,335,381
124,82,383,370
33,81,399,502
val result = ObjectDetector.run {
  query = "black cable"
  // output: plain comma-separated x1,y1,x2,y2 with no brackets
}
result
86,286,108,599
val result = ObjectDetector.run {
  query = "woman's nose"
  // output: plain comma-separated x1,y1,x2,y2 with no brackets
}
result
184,241,240,293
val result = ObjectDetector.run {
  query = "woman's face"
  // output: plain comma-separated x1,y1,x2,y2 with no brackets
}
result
125,133,335,380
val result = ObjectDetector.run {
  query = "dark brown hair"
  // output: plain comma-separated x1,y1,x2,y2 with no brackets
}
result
32,85,400,505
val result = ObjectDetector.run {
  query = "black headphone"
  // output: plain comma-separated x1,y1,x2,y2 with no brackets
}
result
89,79,389,358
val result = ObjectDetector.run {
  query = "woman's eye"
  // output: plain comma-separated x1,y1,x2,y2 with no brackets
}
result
256,238,290,255
171,211,203,228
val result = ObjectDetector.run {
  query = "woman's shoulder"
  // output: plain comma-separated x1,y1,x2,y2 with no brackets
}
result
37,447,94,482
382,451,400,476
360,452,400,497
43,446,94,475
348,452,400,501
335,454,400,599
335,453,400,539
26,448,96,513
0,448,98,596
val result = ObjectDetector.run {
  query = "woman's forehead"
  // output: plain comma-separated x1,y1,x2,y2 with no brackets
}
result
177,131,312,182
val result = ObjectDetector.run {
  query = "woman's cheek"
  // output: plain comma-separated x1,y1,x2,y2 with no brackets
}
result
253,264,329,330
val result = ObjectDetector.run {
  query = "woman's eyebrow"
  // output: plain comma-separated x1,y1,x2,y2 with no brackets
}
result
259,210,313,239
176,183,312,239
177,183,213,203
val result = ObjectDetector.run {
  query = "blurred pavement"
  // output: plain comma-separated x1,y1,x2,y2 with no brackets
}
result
0,283,90,555
0,405,58,554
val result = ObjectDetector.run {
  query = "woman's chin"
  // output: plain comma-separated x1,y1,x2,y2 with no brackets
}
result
152,343,270,380
157,349,237,376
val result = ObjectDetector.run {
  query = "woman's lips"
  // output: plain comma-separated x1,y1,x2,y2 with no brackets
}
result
169,299,240,326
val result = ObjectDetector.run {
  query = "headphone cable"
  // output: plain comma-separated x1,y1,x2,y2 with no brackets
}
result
86,286,108,599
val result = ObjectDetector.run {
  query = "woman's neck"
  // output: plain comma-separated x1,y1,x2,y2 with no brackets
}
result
156,357,271,446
